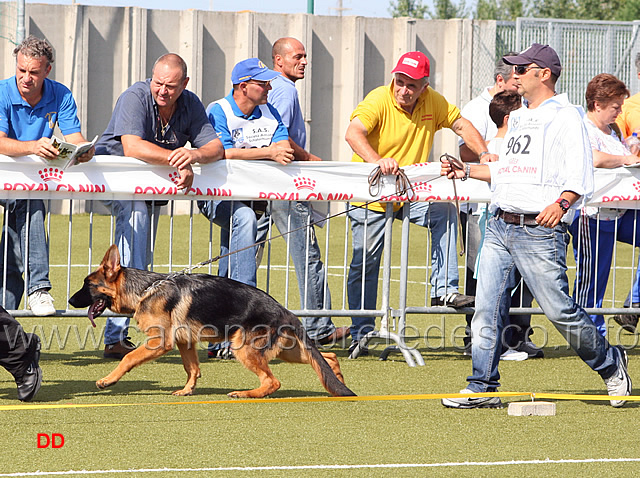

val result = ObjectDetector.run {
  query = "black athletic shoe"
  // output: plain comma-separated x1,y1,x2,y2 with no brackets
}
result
515,340,544,359
613,313,639,333
431,293,475,308
208,343,235,360
103,338,137,359
14,334,42,402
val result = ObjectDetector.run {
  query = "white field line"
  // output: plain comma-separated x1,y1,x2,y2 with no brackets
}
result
3,458,640,476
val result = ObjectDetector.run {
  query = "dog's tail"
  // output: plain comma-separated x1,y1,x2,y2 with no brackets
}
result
289,316,356,397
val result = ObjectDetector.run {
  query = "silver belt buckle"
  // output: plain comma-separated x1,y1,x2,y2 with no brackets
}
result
519,214,524,227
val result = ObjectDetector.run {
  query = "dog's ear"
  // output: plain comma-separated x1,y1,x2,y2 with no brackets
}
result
102,245,121,283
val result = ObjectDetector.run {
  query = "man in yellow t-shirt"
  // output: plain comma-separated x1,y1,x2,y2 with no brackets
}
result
345,51,496,354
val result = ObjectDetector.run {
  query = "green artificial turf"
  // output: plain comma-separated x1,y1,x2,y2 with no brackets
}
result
3,315,640,477
2,210,640,476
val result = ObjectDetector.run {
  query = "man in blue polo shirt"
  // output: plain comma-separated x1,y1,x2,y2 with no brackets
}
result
0,35,94,316
95,53,223,359
198,58,293,358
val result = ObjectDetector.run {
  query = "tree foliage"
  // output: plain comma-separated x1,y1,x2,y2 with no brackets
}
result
389,0,640,20
388,0,429,18
525,0,640,20
427,0,469,19
476,0,528,20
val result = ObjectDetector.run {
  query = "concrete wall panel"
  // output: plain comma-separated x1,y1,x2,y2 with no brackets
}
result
4,5,481,166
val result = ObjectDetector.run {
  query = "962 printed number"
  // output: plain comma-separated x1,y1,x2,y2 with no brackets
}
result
505,135,532,155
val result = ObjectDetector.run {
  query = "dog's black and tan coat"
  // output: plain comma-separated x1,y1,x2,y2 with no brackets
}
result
69,245,355,398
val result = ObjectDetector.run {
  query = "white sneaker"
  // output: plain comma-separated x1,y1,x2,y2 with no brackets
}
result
500,349,528,361
28,290,56,316
441,388,503,409
604,346,631,408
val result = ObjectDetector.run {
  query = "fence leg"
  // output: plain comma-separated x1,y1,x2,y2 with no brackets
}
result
349,203,424,366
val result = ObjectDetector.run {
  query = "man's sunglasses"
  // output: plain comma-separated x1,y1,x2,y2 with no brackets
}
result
514,65,544,75
246,80,271,88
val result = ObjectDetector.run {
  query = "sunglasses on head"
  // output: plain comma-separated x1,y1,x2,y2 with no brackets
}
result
514,65,545,75
154,109,178,145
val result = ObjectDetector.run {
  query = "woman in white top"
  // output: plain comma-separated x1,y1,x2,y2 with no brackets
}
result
569,73,640,337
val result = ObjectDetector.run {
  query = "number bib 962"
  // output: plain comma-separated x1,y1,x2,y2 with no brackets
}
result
494,114,545,185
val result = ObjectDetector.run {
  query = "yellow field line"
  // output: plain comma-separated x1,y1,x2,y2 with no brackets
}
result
0,391,638,411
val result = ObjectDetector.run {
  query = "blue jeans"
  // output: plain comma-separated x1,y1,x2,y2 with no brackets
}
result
256,201,335,340
468,215,619,392
347,201,459,341
197,200,257,287
102,200,161,345
0,199,52,309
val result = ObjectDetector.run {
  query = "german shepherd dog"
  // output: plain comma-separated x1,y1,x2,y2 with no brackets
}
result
69,245,355,398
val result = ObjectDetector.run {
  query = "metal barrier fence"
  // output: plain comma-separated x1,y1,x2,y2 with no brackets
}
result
491,18,640,108
2,197,640,367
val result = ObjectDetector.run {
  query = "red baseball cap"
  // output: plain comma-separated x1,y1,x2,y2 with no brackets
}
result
391,51,430,79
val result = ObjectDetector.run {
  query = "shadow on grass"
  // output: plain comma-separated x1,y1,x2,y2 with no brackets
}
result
2,347,339,402
40,349,211,367
1,377,332,402
536,386,640,408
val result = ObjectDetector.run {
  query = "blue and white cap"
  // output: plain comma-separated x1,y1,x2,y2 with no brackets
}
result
231,58,280,84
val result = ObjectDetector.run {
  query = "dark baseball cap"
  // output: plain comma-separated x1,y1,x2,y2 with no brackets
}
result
503,43,562,77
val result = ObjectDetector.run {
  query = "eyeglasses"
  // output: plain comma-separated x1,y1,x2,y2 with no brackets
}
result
246,80,271,88
514,65,545,75
154,106,178,145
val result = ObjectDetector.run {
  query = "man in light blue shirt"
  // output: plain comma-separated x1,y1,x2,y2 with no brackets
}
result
256,37,349,346
0,35,94,316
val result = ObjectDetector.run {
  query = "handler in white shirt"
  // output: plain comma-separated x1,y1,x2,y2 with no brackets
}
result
457,55,540,360
440,43,631,409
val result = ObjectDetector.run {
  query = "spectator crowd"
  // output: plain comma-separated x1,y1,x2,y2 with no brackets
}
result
0,35,638,408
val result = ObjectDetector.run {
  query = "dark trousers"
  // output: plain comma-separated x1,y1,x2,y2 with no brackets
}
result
0,306,34,377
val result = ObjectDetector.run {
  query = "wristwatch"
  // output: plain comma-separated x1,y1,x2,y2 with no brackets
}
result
555,198,570,212
461,164,471,181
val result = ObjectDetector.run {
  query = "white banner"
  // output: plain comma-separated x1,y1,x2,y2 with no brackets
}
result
0,154,639,206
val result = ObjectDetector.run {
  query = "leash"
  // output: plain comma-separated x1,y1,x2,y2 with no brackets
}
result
367,166,416,200
145,163,444,290
439,153,466,256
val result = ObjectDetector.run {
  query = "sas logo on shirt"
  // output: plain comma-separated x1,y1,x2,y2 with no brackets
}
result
421,114,433,122
231,128,244,144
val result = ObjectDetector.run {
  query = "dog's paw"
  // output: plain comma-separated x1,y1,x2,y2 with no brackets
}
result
96,379,113,390
227,390,264,398
171,388,194,396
